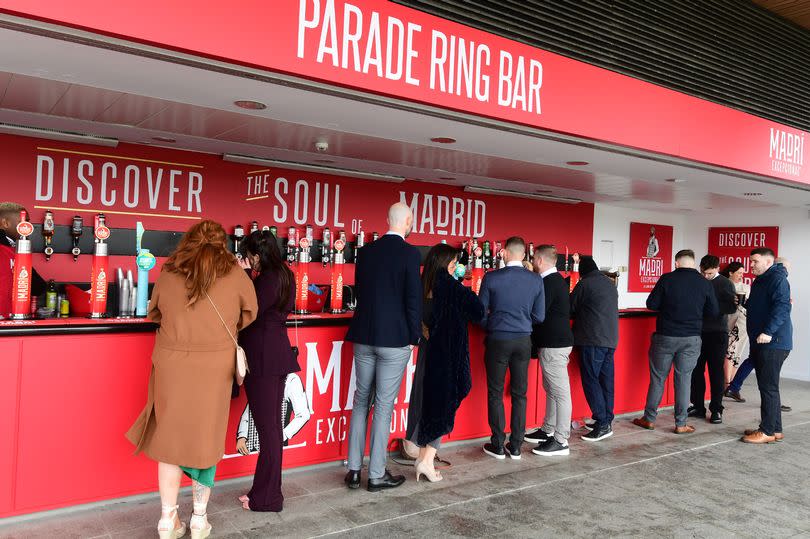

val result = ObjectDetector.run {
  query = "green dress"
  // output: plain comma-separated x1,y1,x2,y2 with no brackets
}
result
180,465,217,488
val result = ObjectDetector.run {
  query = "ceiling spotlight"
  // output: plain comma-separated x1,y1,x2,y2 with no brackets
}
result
566,161,589,166
430,137,456,144
234,100,267,110
152,136,176,143
743,192,763,196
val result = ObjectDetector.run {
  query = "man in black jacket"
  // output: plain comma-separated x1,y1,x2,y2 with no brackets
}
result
570,256,619,442
344,202,422,492
688,255,737,424
527,245,574,456
633,249,719,434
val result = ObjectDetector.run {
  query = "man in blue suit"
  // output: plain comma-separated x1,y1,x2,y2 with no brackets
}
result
478,237,546,460
344,202,422,491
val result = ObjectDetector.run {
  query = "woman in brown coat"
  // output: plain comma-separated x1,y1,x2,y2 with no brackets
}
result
126,220,257,539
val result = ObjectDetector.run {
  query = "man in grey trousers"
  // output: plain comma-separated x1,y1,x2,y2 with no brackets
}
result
633,250,719,434
344,203,422,491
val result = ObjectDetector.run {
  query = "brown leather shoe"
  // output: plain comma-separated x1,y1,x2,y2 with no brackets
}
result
743,428,783,441
742,431,776,444
632,417,655,430
674,425,695,434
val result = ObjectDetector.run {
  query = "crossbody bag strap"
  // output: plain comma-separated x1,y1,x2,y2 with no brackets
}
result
206,293,239,347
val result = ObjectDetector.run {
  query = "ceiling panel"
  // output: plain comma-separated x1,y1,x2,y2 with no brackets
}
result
753,0,810,30
50,84,123,120
94,93,168,125
0,74,69,113
188,110,250,138
138,102,210,132
0,72,12,102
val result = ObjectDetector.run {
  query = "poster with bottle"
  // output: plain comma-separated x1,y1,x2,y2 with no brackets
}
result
628,222,673,293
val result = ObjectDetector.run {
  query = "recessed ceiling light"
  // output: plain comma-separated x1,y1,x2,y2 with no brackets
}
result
566,161,589,166
430,137,456,144
743,192,763,196
665,178,685,183
234,100,267,110
152,136,176,143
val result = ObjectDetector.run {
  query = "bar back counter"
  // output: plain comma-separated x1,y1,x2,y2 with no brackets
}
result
0,309,666,518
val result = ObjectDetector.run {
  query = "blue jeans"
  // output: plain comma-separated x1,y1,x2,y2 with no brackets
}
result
727,356,754,393
578,346,615,427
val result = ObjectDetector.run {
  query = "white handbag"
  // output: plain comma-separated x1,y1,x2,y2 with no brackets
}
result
206,293,249,385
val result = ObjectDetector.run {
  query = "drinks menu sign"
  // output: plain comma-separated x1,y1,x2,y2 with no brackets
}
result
628,222,673,293
708,226,779,286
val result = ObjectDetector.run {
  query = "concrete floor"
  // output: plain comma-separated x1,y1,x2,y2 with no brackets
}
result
3,377,810,539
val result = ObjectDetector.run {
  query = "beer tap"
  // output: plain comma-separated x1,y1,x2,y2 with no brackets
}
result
286,226,298,266
42,210,55,261
371,231,379,242
482,240,492,271
495,241,504,269
527,242,535,264
294,237,311,314
471,246,484,294
353,229,365,262
249,221,259,234
232,225,245,258
89,213,110,319
330,238,346,313
10,211,34,320
70,215,83,262
321,227,332,267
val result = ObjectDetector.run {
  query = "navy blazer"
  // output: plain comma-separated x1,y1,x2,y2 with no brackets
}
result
346,234,422,347
238,269,300,377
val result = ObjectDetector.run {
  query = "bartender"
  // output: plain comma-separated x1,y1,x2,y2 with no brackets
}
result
0,202,46,317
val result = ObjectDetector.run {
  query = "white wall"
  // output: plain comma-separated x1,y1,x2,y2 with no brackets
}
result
592,203,809,381
591,204,689,308
683,207,810,381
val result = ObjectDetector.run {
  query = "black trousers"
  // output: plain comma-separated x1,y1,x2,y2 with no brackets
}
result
752,346,790,435
690,331,728,414
485,335,532,447
244,374,286,512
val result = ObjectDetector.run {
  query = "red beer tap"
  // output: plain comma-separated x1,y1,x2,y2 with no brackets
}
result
471,246,484,295
569,252,581,293
10,211,34,320
294,237,311,314
89,214,110,318
330,238,346,313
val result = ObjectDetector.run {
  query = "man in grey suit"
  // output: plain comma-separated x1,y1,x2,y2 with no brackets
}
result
344,203,422,492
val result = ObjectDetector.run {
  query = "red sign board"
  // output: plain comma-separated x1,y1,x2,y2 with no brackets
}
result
628,222,673,293
0,0,806,185
708,226,779,286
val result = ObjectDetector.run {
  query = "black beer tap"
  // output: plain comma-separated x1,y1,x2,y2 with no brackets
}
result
70,215,83,262
42,210,55,261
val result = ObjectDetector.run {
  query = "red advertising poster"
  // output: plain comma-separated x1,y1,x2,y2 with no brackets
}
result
628,222,673,293
707,227,779,286
0,0,807,185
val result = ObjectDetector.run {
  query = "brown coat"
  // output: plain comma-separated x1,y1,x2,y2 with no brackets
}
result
126,265,258,469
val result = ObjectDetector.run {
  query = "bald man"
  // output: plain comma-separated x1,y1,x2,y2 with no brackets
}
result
345,202,422,491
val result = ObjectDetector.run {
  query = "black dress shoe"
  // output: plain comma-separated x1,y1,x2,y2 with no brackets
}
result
723,389,746,403
367,470,406,492
344,470,361,489
710,412,723,424
781,404,792,412
687,406,706,418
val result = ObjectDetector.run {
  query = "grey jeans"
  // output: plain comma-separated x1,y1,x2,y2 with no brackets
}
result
643,334,701,427
539,347,573,443
346,344,412,479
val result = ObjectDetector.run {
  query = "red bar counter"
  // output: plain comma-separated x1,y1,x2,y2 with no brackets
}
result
0,309,662,518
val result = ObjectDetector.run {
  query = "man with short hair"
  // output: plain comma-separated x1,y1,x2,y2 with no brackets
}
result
688,255,737,424
0,202,46,317
479,237,546,460
741,248,792,444
569,256,619,442
525,244,574,456
725,256,793,413
344,202,422,491
633,249,719,434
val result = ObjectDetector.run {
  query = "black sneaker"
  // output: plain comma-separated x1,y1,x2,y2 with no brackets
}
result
525,428,552,444
581,425,613,442
531,439,570,456
505,441,521,460
582,421,599,432
710,412,723,424
687,406,706,418
781,404,792,412
483,443,506,460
